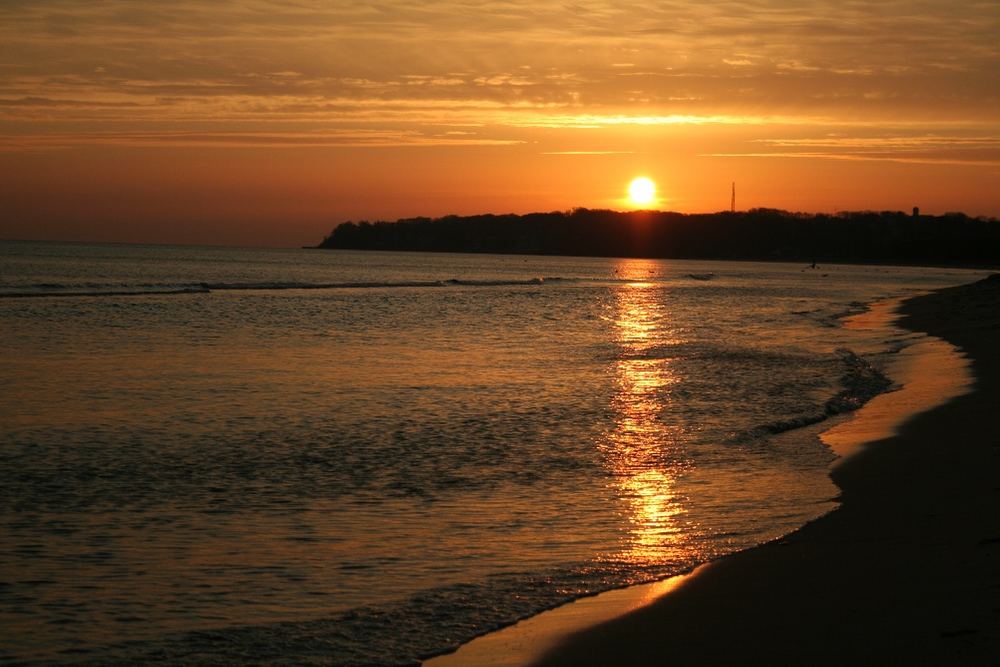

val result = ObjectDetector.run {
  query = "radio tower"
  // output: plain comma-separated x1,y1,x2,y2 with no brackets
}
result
731,182,736,213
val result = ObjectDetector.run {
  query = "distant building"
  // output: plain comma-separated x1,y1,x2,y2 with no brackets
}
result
913,206,920,218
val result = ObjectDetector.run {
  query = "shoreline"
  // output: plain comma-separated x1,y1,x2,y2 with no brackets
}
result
525,274,1000,665
311,244,999,272
425,278,997,666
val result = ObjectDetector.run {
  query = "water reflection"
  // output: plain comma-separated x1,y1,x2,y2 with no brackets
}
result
602,261,688,563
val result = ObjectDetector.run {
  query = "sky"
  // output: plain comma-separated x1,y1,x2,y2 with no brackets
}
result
1,0,998,247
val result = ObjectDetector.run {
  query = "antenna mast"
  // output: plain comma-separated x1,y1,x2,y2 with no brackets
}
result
731,182,735,213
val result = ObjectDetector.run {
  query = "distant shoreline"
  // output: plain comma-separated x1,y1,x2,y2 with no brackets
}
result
316,208,1000,269
307,244,1000,272
3,229,997,270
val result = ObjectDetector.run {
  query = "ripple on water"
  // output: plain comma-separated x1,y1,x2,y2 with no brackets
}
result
0,247,982,664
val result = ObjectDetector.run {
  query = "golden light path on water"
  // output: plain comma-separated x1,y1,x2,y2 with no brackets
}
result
603,261,691,564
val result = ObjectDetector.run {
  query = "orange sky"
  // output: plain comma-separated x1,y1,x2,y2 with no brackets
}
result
1,1,998,247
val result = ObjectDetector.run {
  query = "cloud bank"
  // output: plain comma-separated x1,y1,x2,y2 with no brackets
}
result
1,0,997,149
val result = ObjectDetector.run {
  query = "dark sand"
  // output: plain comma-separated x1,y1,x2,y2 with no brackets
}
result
536,275,1000,666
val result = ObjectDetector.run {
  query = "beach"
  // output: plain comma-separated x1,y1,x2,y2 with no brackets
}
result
533,274,1000,665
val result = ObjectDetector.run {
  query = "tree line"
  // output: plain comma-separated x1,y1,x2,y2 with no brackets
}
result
317,208,1000,266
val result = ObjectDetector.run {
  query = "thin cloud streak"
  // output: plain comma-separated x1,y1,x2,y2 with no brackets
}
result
717,132,1000,166
541,151,636,155
704,153,1000,167
0,130,525,151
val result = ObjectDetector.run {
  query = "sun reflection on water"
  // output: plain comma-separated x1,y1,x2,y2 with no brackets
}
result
601,261,690,564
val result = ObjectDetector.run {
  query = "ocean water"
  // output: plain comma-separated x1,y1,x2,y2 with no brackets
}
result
0,242,981,665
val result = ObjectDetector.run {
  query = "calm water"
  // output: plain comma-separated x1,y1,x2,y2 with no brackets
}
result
0,242,982,665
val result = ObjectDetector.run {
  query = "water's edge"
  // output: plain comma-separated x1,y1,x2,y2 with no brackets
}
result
422,295,974,667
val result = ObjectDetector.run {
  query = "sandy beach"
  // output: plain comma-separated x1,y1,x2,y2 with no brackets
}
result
529,274,1000,666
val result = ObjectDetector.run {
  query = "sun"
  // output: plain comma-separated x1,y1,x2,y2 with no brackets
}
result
627,177,657,207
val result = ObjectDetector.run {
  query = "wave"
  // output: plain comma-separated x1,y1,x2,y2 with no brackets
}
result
823,301,870,326
735,349,895,441
0,287,210,298
200,277,563,290
45,558,697,667
0,275,736,298
0,277,574,298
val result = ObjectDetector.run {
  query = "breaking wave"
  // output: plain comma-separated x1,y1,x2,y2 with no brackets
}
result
735,349,895,442
0,277,577,298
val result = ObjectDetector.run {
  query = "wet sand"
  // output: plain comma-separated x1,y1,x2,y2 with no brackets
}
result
532,274,1000,666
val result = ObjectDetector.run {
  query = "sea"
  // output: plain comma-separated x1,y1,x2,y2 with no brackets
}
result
0,241,983,665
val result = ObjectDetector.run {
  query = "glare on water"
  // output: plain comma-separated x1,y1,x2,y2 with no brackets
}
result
602,270,687,563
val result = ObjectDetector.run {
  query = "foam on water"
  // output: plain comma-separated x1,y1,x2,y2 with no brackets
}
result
0,242,984,665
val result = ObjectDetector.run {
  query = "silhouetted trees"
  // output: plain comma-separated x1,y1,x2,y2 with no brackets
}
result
317,208,1000,266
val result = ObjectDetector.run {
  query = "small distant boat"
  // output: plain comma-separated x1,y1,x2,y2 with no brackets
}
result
686,273,715,281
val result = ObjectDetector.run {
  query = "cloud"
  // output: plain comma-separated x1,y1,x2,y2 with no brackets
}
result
704,152,1000,167
0,0,997,150
511,113,778,128
0,129,525,151
0,96,143,108
540,150,636,155
703,131,1000,166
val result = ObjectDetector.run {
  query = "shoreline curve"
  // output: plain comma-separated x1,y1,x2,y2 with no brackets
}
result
426,276,997,666
525,274,1000,666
